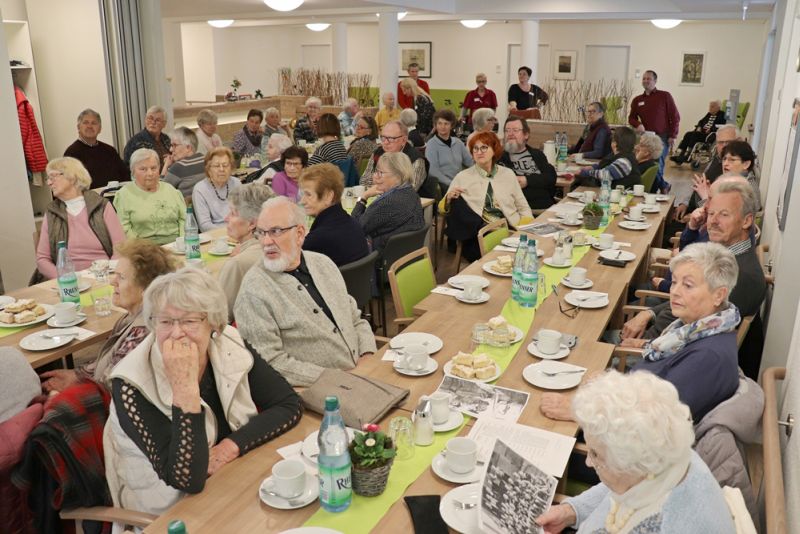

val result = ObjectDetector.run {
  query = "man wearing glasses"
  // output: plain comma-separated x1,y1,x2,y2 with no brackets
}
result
235,196,376,387
122,106,171,167
460,73,498,128
497,117,557,210
358,120,428,193
569,102,612,160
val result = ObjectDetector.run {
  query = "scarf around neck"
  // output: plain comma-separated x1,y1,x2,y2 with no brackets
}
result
643,302,740,362
243,125,262,148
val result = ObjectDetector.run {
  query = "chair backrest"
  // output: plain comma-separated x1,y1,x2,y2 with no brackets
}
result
601,96,623,124
736,314,755,348
333,157,360,187
640,165,658,193
380,225,431,277
388,247,436,319
338,250,380,311
722,100,750,131
477,219,510,256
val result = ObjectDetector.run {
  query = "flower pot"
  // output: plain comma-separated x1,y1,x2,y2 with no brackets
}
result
583,214,602,230
351,458,394,497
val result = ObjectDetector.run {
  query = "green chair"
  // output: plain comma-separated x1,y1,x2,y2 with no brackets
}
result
601,96,624,125
388,247,436,330
478,219,510,256
640,165,658,193
722,100,750,131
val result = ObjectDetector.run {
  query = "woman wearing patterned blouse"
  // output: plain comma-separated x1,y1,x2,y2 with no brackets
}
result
308,113,348,166
192,147,241,232
104,268,302,520
347,115,379,167
230,109,263,158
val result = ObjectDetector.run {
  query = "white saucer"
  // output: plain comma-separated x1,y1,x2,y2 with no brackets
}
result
527,341,570,360
198,233,212,244
448,275,490,290
440,483,482,534
656,195,670,202
559,219,583,227
19,329,78,351
47,313,87,328
543,257,571,268
207,247,233,256
566,191,585,199
565,291,610,309
50,278,92,293
301,428,357,464
443,360,500,383
642,206,661,213
482,261,512,277
456,291,490,304
394,357,438,376
619,221,651,231
431,453,482,484
389,332,443,354
500,236,522,248
259,473,318,509
523,361,586,390
623,214,646,222
433,409,465,433
561,277,593,290
599,249,636,262
591,243,619,251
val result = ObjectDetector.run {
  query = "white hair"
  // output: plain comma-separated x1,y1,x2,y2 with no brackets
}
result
714,180,758,218
344,97,358,111
261,196,307,229
264,106,280,118
229,183,275,222
399,108,417,128
472,108,496,130
573,370,694,477
669,242,739,300
305,97,322,108
77,108,101,124
129,148,159,172
146,105,166,118
170,126,198,151
716,124,740,138
143,267,228,334
637,132,663,157
268,133,293,154
196,109,218,127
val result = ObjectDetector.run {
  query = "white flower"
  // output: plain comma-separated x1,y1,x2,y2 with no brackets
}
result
365,438,376,447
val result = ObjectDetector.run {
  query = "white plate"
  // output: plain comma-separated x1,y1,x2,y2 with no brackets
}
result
433,409,465,433
207,247,233,256
448,275,490,290
599,249,636,262
440,483,482,534
500,237,545,254
556,212,583,221
280,529,343,534
482,261,512,277
527,341,570,360
566,191,585,199
199,233,212,244
565,291,610,309
389,332,443,354
656,195,670,202
623,214,646,222
455,291,490,304
542,257,571,268
431,452,482,484
19,329,78,351
522,361,587,390
47,313,87,328
561,277,593,290
506,325,524,344
0,303,55,329
301,428,357,463
642,206,661,213
259,473,318,510
618,221,652,231
50,278,92,293
443,360,500,383
394,357,438,376
591,242,619,251
0,296,15,309
559,219,583,227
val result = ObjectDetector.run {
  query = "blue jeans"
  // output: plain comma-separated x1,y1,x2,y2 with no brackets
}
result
653,134,670,192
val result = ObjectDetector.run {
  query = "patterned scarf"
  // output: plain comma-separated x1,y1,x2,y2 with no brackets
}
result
243,125,262,149
643,302,740,362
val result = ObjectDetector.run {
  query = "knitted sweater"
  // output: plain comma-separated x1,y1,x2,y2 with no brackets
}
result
113,181,186,245
444,165,532,226
425,135,473,187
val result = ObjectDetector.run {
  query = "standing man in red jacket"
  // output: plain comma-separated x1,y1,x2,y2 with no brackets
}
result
628,70,680,193
397,63,430,109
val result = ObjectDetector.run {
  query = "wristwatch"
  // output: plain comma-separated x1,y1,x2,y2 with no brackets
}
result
356,196,367,205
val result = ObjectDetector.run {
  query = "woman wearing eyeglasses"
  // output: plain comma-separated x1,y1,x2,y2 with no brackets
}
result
347,115,380,168
441,132,531,261
271,145,309,201
461,73,498,130
720,141,761,211
192,147,241,232
104,267,303,521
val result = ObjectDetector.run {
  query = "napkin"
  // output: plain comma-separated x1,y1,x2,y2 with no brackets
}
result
382,348,403,362
404,496,449,534
431,286,461,297
276,442,318,475
50,327,96,341
492,245,517,252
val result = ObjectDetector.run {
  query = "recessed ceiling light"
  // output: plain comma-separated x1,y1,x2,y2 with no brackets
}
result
376,12,409,20
306,23,330,32
650,19,682,29
264,0,304,12
461,20,487,29
207,19,234,28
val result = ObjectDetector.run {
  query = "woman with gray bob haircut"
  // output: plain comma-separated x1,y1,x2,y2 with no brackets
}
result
104,267,302,519
196,108,222,155
400,108,425,149
537,371,735,533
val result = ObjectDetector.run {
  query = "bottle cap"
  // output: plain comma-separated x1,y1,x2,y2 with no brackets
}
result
187,206,194,214
324,396,339,411
57,241,66,248
167,520,187,534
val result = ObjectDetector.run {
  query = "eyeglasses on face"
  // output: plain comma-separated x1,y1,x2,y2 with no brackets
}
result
284,160,304,168
373,169,393,178
151,314,207,332
380,135,405,143
46,171,65,181
504,128,524,134
254,225,298,240
210,162,231,170
722,155,742,163
471,144,491,154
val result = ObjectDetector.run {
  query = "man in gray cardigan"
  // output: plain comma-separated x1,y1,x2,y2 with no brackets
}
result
234,197,376,387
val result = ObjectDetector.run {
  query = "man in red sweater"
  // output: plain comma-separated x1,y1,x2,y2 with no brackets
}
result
397,62,431,109
628,70,680,193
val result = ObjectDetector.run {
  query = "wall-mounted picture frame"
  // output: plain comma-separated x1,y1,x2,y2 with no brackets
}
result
680,52,706,86
553,50,577,80
398,42,432,78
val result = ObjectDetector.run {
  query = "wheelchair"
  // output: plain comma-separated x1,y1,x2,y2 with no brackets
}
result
676,131,716,170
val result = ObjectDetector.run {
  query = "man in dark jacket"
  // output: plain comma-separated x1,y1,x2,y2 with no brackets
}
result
498,117,557,210
671,100,727,165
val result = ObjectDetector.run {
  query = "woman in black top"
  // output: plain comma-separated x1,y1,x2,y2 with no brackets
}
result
508,66,548,112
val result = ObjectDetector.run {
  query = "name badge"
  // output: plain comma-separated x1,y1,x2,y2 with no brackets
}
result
638,101,645,106
474,98,481,102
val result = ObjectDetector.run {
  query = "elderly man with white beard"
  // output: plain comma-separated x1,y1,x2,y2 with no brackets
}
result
234,196,376,387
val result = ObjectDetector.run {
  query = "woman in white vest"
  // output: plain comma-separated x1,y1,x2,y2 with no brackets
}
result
104,267,303,522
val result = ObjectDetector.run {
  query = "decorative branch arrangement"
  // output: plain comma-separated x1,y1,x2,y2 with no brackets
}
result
278,68,374,106
539,78,635,124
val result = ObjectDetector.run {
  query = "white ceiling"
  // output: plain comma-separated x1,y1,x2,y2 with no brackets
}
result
161,0,775,24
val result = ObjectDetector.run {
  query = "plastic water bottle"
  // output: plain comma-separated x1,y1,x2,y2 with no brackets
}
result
55,241,80,304
518,240,539,308
318,396,352,513
558,132,568,164
185,207,201,260
599,175,611,227
167,520,187,534
511,234,529,304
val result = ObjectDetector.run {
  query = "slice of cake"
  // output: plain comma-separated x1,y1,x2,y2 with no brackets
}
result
487,315,507,330
492,255,513,274
0,311,14,324
472,353,493,369
474,365,496,380
452,351,474,366
14,310,36,323
450,364,476,379
32,305,46,316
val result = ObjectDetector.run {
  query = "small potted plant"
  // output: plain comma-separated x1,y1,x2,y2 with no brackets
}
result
230,77,242,100
349,423,396,497
582,202,603,230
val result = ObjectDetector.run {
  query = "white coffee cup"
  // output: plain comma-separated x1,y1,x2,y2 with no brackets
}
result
446,437,478,474
633,184,645,196
272,459,306,498
212,237,228,253
610,189,621,203
174,236,185,253
398,344,428,371
629,205,643,220
583,191,595,203
568,267,587,285
598,233,614,250
644,193,657,206
565,213,579,225
54,302,79,324
551,247,567,265
429,392,451,425
462,280,483,301
537,329,562,355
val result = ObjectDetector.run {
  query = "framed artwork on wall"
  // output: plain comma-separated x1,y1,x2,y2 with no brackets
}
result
398,42,432,78
553,50,577,80
680,52,706,86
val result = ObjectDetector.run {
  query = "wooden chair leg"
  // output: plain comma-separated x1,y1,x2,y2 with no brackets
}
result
451,241,463,276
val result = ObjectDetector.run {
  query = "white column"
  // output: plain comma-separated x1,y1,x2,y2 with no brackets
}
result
162,21,187,107
138,0,173,127
378,13,399,105
520,20,540,84
332,23,347,73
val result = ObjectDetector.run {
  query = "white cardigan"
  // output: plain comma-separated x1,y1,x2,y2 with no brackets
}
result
446,165,532,226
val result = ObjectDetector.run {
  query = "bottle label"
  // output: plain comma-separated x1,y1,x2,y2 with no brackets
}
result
518,272,539,308
185,239,201,260
58,276,81,304
319,464,352,506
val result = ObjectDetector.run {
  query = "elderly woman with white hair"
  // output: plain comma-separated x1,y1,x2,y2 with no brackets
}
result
399,108,426,150
261,106,291,141
375,92,400,129
193,146,241,232
122,105,171,166
466,108,497,144
35,157,126,280
195,109,222,155
634,132,664,191
114,148,186,244
218,183,275,321
251,133,292,184
338,97,360,136
536,371,735,533
294,96,322,143
104,267,303,518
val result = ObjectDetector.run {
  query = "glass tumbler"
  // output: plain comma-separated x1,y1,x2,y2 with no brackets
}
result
389,416,415,460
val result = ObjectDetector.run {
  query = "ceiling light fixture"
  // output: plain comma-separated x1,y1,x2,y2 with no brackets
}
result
742,1,749,20
207,19,234,28
264,0,304,12
460,20,487,29
650,19,682,29
306,23,330,31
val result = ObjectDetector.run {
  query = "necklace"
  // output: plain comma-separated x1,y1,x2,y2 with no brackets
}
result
604,500,636,533
212,181,229,201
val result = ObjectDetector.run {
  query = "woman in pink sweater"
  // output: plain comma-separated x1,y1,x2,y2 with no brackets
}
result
36,157,126,279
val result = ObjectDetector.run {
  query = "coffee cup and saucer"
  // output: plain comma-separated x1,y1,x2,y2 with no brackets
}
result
47,302,87,328
527,329,570,360
456,281,490,304
209,237,232,256
393,344,438,376
561,267,592,289
259,459,318,509
429,392,464,432
432,437,482,484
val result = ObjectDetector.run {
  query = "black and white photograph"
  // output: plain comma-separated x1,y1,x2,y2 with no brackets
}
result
479,439,557,534
553,50,577,80
435,376,529,423
680,51,706,86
